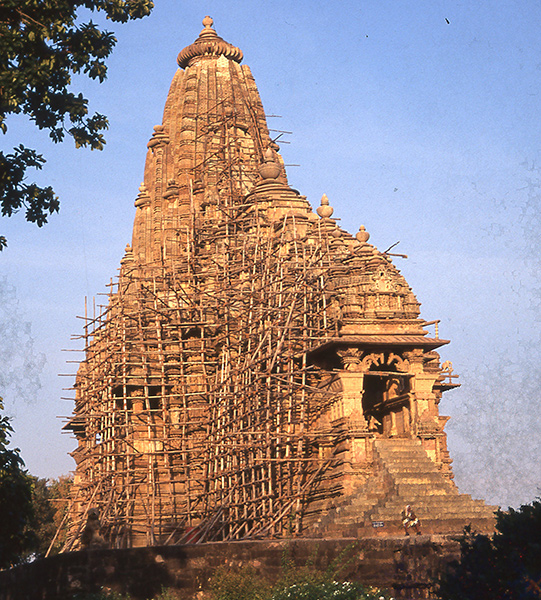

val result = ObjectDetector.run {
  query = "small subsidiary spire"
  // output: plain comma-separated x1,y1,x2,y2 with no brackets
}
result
356,225,370,244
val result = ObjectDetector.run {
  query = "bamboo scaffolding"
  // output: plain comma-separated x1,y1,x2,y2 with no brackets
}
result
62,95,350,549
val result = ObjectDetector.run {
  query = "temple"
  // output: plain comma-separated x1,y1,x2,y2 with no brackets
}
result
63,17,495,549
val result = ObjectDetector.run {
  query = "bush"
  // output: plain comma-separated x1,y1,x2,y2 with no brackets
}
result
73,586,181,600
73,591,132,600
0,400,34,568
210,565,269,600
271,580,388,600
437,499,541,600
208,545,392,600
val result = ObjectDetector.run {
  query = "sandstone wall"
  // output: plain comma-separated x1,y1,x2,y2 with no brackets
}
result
0,537,460,600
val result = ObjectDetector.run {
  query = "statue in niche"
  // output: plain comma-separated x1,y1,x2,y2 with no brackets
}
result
367,413,382,433
384,376,404,401
370,267,398,293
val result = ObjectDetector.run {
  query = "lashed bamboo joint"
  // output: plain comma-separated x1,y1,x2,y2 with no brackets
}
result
63,18,496,551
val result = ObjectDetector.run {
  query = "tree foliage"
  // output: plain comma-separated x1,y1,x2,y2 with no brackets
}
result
437,500,541,600
23,474,72,559
43,474,73,554
0,398,33,568
0,398,73,567
0,0,154,248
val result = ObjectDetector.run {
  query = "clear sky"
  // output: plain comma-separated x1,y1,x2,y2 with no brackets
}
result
2,0,540,509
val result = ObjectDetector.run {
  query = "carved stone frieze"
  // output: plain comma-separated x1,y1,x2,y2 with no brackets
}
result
359,351,409,373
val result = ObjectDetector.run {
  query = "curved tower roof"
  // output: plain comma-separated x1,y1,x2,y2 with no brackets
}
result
132,16,288,266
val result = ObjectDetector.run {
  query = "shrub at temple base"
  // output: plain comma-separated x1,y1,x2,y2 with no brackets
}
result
436,499,541,600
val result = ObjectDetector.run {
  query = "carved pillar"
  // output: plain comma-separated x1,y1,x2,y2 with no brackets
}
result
405,349,444,461
333,348,372,471
133,184,151,264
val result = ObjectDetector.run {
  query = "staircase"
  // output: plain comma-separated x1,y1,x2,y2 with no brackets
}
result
312,438,497,537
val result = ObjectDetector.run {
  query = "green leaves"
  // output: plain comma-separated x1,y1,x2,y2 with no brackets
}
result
86,0,154,23
0,0,154,247
0,146,59,225
0,398,34,568
208,564,391,600
0,400,72,566
21,475,73,559
70,112,109,150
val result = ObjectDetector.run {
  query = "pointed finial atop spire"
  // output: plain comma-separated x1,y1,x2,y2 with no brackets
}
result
316,193,334,218
178,17,243,68
199,16,215,38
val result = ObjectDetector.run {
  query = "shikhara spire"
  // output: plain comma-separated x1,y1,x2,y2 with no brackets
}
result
64,18,495,550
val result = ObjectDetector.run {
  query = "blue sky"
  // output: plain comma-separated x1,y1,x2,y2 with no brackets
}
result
2,0,540,508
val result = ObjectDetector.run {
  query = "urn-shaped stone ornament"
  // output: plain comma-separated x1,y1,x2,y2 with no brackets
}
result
258,148,281,180
356,225,370,243
317,193,334,218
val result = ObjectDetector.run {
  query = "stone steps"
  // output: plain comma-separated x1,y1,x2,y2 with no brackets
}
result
380,465,452,474
368,439,496,527
312,437,496,536
371,507,493,520
393,475,455,485
381,494,484,505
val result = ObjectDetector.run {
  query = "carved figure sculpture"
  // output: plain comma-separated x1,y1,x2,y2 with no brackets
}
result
80,508,106,548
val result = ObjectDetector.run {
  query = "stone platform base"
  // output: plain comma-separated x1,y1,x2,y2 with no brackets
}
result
0,536,463,600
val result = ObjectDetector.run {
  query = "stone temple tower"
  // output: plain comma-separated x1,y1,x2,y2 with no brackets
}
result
64,17,495,549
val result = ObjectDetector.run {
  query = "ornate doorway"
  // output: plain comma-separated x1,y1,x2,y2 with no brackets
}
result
360,352,413,438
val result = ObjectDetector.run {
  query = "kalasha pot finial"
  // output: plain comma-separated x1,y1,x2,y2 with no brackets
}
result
316,193,334,218
258,148,281,180
199,15,215,37
356,225,370,243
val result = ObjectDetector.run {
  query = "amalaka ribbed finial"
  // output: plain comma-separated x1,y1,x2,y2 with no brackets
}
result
177,16,243,69
134,182,150,208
